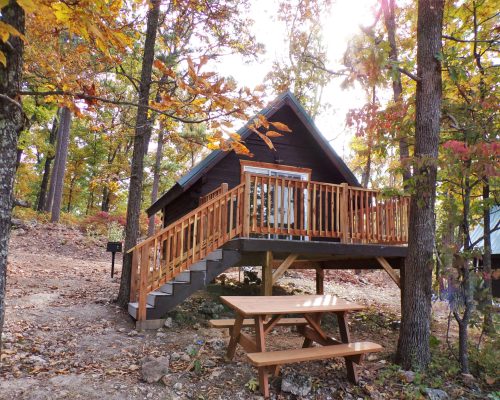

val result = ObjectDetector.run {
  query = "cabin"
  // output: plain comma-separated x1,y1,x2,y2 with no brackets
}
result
128,92,409,328
470,206,500,297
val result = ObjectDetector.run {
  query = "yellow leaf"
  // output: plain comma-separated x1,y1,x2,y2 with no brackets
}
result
0,0,8,8
17,0,37,13
0,21,27,42
0,51,6,67
270,121,292,132
258,114,269,129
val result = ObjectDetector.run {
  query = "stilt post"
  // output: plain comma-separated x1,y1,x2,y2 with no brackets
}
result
261,251,273,296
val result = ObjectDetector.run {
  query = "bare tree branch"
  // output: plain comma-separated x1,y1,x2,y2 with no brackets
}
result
19,90,246,124
442,34,500,44
0,93,23,110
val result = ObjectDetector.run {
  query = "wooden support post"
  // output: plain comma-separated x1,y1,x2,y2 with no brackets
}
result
242,174,251,237
261,251,273,296
376,257,401,288
340,183,349,243
272,253,299,284
316,267,324,295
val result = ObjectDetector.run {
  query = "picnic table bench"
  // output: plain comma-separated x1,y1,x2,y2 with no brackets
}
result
210,295,382,398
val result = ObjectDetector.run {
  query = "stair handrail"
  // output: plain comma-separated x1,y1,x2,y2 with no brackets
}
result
127,182,244,255
130,182,246,320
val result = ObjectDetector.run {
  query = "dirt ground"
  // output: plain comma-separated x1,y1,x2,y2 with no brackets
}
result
0,223,494,399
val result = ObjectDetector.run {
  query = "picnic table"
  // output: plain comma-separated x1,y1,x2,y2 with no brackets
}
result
211,294,382,398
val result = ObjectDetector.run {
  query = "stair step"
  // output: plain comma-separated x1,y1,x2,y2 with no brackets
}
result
147,290,171,306
159,283,173,294
128,302,153,319
206,249,223,261
174,271,191,282
189,260,207,271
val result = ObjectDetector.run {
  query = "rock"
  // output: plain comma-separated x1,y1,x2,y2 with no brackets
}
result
208,339,226,351
200,302,225,318
399,370,415,383
27,355,48,365
156,332,167,338
173,382,183,391
128,330,138,337
180,354,191,362
164,317,173,328
203,359,216,368
141,356,170,383
281,372,312,397
424,388,449,400
170,352,180,361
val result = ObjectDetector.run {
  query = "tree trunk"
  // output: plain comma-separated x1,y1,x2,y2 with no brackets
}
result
36,113,59,211
382,0,411,185
50,107,72,223
0,1,25,353
148,129,164,235
117,0,161,308
481,180,494,335
101,186,110,212
396,0,444,371
45,109,64,212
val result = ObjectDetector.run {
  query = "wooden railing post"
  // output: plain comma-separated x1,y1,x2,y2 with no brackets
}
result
137,244,149,322
340,183,349,243
129,248,139,302
242,173,251,237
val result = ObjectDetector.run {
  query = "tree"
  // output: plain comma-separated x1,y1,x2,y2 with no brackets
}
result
396,0,445,370
50,107,72,222
266,0,333,118
36,110,59,211
0,0,25,353
117,0,161,307
381,0,411,184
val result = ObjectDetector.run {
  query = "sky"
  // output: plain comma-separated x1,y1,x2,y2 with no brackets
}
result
212,0,380,159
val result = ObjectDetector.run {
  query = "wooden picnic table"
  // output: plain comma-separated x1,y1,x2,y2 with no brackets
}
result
218,294,381,398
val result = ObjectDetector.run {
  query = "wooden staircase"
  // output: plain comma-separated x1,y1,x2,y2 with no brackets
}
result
128,174,410,322
128,248,241,320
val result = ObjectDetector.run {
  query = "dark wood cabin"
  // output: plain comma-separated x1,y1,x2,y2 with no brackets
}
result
147,92,359,227
130,93,409,324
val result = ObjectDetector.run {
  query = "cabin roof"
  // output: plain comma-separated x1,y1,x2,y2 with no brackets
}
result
470,206,500,254
147,91,360,216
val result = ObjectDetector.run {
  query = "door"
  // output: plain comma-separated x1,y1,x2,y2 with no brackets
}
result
242,164,310,238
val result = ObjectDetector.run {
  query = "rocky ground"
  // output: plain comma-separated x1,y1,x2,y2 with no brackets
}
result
0,223,497,399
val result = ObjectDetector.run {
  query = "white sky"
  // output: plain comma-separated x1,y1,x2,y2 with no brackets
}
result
213,0,380,159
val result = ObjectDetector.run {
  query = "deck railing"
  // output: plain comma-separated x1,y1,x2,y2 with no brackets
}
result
199,183,228,205
129,173,409,320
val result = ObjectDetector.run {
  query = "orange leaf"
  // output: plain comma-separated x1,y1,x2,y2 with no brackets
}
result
256,131,274,150
266,130,283,138
270,121,292,132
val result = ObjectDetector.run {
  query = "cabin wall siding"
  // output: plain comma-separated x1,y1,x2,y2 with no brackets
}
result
163,105,348,226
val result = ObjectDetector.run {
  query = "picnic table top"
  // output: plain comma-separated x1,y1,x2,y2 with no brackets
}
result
220,295,365,316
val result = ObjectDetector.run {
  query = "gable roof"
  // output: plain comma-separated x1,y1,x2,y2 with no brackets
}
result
470,206,500,254
147,91,359,216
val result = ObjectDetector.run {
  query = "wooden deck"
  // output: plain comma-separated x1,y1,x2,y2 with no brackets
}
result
128,173,409,321
224,238,406,269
